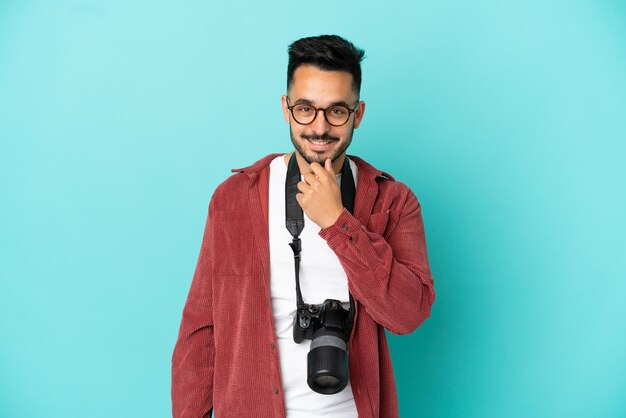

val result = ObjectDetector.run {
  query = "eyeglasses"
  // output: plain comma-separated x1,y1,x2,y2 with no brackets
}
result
286,97,359,127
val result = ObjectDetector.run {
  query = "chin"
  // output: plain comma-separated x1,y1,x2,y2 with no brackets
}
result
304,152,332,164
301,148,343,164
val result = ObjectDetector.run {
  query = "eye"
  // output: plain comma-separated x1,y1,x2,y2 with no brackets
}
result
295,105,313,114
328,106,349,116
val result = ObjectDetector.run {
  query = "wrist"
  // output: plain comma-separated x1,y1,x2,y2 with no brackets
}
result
318,207,344,229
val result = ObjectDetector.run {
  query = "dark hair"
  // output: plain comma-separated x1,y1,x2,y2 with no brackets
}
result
287,35,365,94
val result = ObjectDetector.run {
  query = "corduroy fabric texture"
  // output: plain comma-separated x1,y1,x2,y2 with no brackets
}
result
172,154,435,418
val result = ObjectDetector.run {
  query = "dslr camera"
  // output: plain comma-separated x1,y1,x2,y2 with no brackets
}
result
293,299,353,394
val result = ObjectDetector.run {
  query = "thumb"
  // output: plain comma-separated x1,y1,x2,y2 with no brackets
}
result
325,158,333,173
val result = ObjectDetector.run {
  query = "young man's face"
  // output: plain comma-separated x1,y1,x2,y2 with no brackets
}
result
282,65,366,171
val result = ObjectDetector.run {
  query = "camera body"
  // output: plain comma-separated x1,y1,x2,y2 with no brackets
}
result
293,299,351,343
293,299,353,394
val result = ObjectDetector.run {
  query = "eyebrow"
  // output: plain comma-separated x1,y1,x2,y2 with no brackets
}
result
292,98,355,108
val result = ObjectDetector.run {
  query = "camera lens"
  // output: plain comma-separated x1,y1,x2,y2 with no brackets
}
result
313,375,340,388
307,329,349,394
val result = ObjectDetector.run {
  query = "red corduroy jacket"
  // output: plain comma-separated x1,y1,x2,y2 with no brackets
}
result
172,154,435,418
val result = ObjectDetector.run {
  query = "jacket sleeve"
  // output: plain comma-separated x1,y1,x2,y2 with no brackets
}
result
171,203,215,418
319,189,435,335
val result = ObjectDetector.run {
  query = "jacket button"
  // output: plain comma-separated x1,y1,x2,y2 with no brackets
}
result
342,225,349,230
270,342,275,350
273,386,279,394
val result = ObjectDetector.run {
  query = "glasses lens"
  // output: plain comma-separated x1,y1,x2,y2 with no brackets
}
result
289,102,353,126
325,106,350,126
292,104,315,125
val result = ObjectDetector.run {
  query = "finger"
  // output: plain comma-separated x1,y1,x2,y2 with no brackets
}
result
309,161,331,180
308,162,323,172
302,172,319,186
297,181,310,193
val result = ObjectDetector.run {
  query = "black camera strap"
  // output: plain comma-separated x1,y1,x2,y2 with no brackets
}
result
285,153,356,317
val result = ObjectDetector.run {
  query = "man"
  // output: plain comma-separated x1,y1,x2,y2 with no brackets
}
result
172,35,435,418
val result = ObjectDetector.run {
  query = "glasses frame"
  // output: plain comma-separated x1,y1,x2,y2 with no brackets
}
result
286,97,360,127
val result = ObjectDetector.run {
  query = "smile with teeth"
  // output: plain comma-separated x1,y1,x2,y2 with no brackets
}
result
305,137,337,152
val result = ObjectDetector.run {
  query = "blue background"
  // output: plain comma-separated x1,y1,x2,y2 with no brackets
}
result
1,1,625,417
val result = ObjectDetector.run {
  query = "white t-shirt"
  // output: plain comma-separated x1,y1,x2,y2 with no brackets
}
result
268,155,358,418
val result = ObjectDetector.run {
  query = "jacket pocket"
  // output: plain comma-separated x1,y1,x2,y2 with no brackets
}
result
210,210,254,275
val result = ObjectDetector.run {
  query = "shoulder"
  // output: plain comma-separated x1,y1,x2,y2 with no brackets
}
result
377,178,415,201
376,179,420,220
350,155,420,215
210,172,248,206
208,153,280,211
351,155,416,197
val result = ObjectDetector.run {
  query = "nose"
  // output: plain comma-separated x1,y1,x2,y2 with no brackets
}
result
310,109,331,133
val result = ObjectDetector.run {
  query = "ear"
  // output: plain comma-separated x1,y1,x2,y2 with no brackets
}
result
353,101,366,129
281,95,290,124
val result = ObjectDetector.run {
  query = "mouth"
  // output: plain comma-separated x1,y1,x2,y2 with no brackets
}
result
306,138,337,152
301,134,339,152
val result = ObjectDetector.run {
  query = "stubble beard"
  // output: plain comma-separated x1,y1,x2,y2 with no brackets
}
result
289,124,354,165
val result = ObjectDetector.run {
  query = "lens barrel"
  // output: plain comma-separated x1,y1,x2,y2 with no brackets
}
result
307,329,349,394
